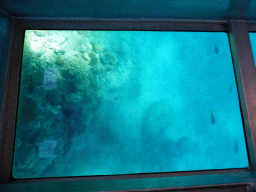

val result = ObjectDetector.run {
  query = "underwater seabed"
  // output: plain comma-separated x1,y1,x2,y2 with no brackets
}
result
12,30,248,178
61,97,245,176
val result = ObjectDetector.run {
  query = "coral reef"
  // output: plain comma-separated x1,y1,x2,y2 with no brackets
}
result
17,95,38,125
102,52,118,65
56,57,65,67
13,30,135,178
82,52,91,61
88,51,99,68
33,30,46,37
91,41,102,53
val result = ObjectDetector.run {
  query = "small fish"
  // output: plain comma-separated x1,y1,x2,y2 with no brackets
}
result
229,76,236,93
208,109,215,125
233,140,239,153
213,41,219,55
229,84,233,93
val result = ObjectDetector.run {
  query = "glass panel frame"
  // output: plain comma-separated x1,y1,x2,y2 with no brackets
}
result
0,18,256,191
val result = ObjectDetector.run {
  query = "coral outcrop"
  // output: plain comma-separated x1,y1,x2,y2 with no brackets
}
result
88,51,99,68
13,30,135,178
102,52,118,65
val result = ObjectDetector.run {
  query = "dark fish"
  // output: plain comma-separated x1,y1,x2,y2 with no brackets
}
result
233,141,239,153
209,110,215,125
229,84,232,93
211,113,215,124
213,41,219,55
214,44,219,55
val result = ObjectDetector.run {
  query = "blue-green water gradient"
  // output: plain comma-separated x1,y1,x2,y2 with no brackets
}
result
13,30,248,178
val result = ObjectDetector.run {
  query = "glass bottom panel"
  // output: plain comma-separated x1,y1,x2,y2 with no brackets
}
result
13,30,248,178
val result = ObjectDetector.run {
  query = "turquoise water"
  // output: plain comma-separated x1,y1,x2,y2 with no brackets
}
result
250,33,256,65
13,30,248,178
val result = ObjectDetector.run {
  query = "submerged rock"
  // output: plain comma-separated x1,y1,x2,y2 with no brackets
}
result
102,52,118,65
88,51,99,68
